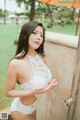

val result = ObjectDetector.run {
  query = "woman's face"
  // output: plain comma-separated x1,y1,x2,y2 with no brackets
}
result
28,25,43,50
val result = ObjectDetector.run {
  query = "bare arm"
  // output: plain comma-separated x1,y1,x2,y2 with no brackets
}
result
6,60,34,98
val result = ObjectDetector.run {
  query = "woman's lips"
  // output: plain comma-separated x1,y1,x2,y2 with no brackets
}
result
34,41,40,45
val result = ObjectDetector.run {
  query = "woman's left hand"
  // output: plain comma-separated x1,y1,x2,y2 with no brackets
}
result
41,79,57,92
32,79,57,94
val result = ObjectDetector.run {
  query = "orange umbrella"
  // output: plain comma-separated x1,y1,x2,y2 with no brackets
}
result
37,0,80,8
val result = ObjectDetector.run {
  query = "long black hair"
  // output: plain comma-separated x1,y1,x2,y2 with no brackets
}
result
14,21,45,59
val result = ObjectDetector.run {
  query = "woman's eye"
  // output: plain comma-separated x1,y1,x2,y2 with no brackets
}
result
40,35,43,37
32,32,43,37
32,31,37,34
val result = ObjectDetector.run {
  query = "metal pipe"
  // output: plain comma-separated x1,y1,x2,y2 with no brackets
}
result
64,98,75,108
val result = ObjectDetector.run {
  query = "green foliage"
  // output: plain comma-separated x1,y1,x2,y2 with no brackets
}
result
35,3,47,15
45,6,75,27
62,8,73,18
0,9,4,17
0,9,9,18
13,1,77,25
16,0,32,7
15,0,36,20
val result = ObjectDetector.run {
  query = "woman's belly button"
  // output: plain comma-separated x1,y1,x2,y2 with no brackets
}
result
20,95,37,106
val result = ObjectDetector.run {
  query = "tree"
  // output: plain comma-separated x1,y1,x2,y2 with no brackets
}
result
4,0,6,24
0,9,9,24
71,8,76,22
15,0,36,21
0,9,4,17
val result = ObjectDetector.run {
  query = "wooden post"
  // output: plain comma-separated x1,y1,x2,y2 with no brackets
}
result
75,10,80,36
67,34,80,120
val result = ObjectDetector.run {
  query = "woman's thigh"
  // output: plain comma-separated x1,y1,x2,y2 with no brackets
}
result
11,111,36,120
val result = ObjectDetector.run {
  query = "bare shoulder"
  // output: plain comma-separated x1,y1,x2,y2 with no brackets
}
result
9,57,29,68
7,60,19,76
9,58,19,68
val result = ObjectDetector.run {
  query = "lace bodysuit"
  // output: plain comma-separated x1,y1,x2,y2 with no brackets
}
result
21,54,52,91
10,54,52,114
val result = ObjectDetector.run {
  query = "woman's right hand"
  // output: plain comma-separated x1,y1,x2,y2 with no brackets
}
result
32,79,57,94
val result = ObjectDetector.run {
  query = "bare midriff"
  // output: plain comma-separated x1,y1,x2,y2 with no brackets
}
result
20,95,37,106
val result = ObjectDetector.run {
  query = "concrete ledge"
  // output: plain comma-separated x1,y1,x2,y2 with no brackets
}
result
45,31,79,49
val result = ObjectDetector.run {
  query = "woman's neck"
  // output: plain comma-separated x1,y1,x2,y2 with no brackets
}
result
27,49,36,57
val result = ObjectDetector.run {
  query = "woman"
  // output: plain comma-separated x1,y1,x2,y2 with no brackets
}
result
6,21,57,120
